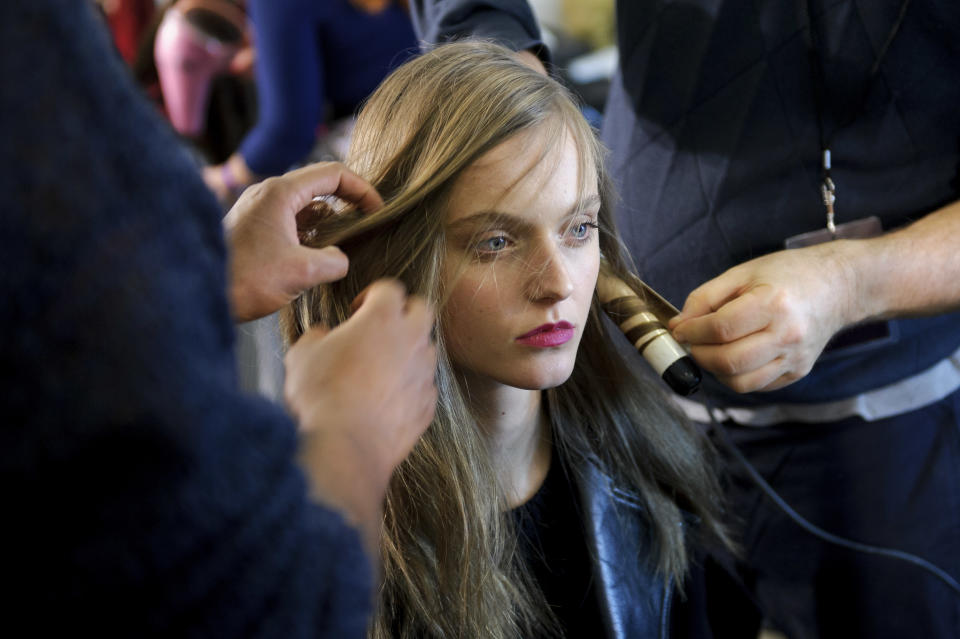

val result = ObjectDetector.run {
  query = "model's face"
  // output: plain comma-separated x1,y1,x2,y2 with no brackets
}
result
441,128,601,390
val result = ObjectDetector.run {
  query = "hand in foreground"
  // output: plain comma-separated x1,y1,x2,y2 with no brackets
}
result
669,243,862,393
224,162,383,322
284,279,437,558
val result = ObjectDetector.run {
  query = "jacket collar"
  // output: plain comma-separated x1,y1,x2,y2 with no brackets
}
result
574,462,672,639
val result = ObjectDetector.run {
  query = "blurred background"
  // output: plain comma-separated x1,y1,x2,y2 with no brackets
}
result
95,0,616,176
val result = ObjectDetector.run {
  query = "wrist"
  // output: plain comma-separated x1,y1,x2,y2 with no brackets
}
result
227,278,256,322
298,427,390,557
223,223,256,322
220,162,243,192
222,153,257,194
826,237,887,326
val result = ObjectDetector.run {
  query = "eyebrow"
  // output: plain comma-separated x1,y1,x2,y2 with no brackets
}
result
447,194,602,233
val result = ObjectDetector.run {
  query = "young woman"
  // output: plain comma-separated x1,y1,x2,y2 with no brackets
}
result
284,41,729,638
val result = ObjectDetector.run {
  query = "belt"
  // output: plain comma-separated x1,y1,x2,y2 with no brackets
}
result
672,344,960,427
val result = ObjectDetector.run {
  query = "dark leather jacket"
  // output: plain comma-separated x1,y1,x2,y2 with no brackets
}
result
576,463,673,639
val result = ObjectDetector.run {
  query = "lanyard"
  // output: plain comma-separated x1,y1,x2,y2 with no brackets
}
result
801,0,912,232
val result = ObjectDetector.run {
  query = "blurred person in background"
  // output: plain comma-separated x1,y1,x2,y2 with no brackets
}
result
201,0,418,205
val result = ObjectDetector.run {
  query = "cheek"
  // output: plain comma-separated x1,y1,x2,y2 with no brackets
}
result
441,272,502,356
573,250,601,318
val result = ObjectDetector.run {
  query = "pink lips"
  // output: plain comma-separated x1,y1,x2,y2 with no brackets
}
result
515,321,575,347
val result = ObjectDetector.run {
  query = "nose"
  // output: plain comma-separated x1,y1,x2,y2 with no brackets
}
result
525,242,574,303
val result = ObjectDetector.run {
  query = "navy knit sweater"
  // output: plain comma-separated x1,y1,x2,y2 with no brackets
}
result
0,1,371,636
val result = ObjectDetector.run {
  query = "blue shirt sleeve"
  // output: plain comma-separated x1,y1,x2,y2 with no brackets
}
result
240,0,327,175
240,0,418,176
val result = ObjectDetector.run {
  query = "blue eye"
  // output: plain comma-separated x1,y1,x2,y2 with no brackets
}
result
570,222,598,241
480,236,509,252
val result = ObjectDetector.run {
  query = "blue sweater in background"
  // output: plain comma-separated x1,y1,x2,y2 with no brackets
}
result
240,0,417,176
0,1,371,635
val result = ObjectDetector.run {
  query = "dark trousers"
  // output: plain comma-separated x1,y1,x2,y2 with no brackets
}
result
674,387,960,639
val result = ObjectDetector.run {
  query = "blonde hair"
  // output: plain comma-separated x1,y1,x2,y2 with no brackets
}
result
284,41,727,639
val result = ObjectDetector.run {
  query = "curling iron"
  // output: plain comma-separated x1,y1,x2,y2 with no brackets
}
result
596,268,701,396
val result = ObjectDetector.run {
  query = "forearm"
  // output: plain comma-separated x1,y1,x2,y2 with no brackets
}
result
843,199,960,323
204,153,260,205
240,0,322,175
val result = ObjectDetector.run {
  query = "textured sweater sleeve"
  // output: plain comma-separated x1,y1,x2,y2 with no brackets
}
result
409,0,546,56
0,1,371,636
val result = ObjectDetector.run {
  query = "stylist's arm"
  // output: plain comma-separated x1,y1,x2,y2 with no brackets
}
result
670,199,960,393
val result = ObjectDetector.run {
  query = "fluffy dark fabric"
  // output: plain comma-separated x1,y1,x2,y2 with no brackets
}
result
0,2,371,636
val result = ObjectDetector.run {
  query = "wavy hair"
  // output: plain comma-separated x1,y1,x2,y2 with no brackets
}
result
283,41,728,639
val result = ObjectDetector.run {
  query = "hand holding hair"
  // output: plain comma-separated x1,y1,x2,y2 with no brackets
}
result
285,278,438,560
224,162,383,322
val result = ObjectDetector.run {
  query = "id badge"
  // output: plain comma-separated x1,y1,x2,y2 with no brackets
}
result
784,216,897,359
784,215,883,248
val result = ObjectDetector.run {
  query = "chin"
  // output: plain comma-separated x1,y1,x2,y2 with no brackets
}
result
497,360,576,390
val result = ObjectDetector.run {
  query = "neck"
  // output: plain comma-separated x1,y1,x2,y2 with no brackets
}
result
462,373,552,508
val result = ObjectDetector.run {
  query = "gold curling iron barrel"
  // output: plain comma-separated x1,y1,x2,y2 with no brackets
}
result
597,271,701,396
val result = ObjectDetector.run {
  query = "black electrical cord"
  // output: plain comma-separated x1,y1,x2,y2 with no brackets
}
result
702,394,960,599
